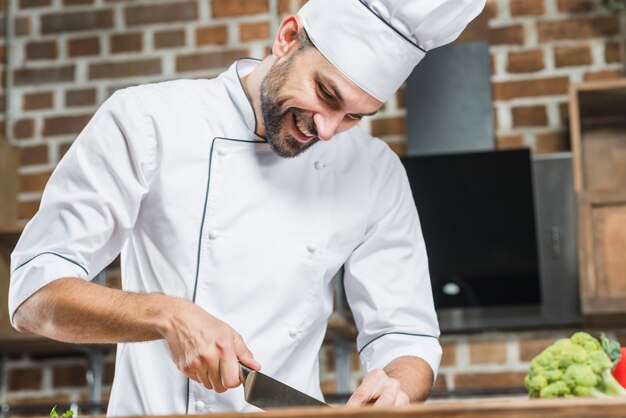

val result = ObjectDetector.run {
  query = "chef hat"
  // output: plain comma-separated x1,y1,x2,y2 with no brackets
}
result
297,0,486,102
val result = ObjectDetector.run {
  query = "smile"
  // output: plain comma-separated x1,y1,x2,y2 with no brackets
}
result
291,112,315,143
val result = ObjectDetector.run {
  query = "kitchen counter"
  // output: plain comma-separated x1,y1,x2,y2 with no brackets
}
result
153,397,626,418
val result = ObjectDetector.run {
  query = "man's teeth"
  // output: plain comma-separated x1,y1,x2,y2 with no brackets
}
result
296,117,312,137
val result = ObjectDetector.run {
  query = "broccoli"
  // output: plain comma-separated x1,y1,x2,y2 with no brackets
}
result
525,331,626,398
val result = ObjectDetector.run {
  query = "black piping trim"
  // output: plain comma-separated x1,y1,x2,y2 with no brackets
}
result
187,136,265,414
357,0,427,54
358,332,439,355
12,252,89,276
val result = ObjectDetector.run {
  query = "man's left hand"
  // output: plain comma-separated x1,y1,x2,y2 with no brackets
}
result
346,369,410,407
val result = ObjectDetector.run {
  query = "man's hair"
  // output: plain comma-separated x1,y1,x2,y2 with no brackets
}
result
297,27,314,51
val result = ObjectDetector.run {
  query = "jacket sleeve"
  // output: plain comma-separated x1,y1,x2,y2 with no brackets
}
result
343,143,442,379
8,88,158,325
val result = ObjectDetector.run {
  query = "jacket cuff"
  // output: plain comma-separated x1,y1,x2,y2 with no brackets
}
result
358,333,442,381
9,253,89,326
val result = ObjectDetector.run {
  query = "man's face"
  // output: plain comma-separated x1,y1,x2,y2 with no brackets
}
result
260,44,382,158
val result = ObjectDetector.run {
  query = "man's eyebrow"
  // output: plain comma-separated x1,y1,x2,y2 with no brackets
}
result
314,72,378,117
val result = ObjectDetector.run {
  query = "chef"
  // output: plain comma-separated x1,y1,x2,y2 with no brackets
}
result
9,0,484,415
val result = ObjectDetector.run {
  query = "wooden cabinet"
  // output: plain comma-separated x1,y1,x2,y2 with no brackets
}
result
569,79,626,321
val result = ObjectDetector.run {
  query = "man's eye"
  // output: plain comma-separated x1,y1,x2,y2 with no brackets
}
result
347,114,362,121
318,84,333,100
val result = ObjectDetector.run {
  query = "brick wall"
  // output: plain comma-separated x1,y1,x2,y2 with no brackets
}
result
2,0,626,412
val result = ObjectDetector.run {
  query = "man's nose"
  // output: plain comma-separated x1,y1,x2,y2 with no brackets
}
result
313,112,343,141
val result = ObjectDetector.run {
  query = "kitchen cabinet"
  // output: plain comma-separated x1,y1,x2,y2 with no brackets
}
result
569,78,626,323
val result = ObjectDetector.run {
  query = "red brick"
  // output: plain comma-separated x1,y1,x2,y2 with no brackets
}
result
469,341,507,364
7,368,42,391
493,76,570,101
497,135,525,149
240,21,270,42
65,88,96,107
510,0,544,16
14,119,35,139
89,58,161,79
18,200,40,219
19,172,51,193
23,91,53,110
41,9,113,33
20,0,51,8
7,394,71,407
59,141,73,159
176,49,248,73
53,363,87,387
489,25,525,46
125,1,197,26
370,116,406,137
485,0,498,19
13,65,74,86
63,0,94,4
154,29,185,49
433,375,447,391
555,45,592,67
110,32,142,53
43,114,92,136
68,36,100,57
15,17,31,36
538,16,620,42
605,41,623,64
26,40,57,60
20,144,49,166
278,0,290,14
441,342,456,367
0,45,5,62
512,105,548,127
212,0,268,17
557,0,594,13
584,70,625,81
559,102,569,125
455,371,527,389
196,26,228,46
387,142,407,156
536,131,570,153
519,337,558,361
507,50,544,73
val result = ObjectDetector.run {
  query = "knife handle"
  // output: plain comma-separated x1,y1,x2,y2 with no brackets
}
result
239,363,253,383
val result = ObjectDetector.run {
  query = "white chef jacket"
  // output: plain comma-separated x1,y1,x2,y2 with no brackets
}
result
9,59,441,416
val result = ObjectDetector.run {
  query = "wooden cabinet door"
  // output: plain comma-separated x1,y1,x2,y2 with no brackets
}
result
578,191,626,315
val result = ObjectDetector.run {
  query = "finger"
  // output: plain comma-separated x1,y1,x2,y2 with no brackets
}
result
346,375,381,407
206,355,227,393
234,334,261,371
220,351,242,389
195,369,213,391
372,385,399,407
395,392,410,406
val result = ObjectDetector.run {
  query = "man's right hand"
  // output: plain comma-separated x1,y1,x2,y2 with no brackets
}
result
159,299,261,393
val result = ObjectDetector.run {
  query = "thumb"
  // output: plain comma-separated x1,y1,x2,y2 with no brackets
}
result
235,334,261,371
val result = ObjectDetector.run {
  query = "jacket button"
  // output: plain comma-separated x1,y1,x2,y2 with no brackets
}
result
195,400,206,410
288,327,298,338
306,243,318,253
208,230,219,240
314,161,325,170
217,149,226,157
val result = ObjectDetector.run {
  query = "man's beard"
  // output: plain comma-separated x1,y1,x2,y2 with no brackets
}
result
260,54,320,158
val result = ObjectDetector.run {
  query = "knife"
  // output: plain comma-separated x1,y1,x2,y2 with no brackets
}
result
239,364,330,409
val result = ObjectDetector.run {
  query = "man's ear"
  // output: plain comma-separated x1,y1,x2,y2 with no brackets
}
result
271,15,304,58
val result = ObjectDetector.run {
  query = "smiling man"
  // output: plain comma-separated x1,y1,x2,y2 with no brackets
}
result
9,0,484,416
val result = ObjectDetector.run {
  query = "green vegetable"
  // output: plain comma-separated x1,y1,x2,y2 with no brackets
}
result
525,331,626,398
50,406,74,418
600,333,622,368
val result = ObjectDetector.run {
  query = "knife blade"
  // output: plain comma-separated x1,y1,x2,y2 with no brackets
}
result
239,364,330,410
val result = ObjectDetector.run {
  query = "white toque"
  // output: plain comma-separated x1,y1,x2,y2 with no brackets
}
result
297,0,486,102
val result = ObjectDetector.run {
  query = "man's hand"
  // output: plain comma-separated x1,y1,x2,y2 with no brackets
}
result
346,356,433,407
346,369,409,407
160,299,261,393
